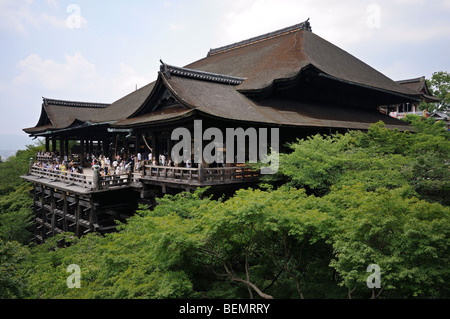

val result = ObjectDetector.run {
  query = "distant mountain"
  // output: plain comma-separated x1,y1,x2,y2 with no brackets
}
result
0,134,40,159
0,149,17,160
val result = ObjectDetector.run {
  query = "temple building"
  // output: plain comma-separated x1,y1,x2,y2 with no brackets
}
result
379,76,441,119
22,20,432,242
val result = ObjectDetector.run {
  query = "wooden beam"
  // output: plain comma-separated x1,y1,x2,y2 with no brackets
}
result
75,195,81,237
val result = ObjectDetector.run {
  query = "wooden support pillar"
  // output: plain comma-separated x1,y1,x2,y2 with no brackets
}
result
89,197,97,232
89,140,94,157
151,132,157,159
198,164,204,183
103,138,110,157
50,189,56,236
65,138,70,161
41,186,46,224
52,136,57,153
41,186,47,240
80,140,85,166
166,136,172,159
45,137,50,153
33,183,38,242
59,137,64,158
135,133,140,156
75,195,81,238
63,192,69,232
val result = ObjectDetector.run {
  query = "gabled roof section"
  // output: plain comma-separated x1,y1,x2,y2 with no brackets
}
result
102,81,157,121
123,62,248,121
397,77,428,92
185,20,420,100
114,64,412,132
126,70,189,119
207,19,312,57
24,98,112,135
397,77,441,103
114,64,269,127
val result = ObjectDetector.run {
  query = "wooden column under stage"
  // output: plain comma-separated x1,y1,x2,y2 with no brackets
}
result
30,180,138,244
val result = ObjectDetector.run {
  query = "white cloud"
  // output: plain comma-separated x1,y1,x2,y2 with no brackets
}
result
220,0,304,43
46,0,58,8
0,51,155,134
113,63,154,96
216,0,373,48
0,0,87,34
169,23,187,32
14,52,100,92
216,0,450,48
10,52,154,103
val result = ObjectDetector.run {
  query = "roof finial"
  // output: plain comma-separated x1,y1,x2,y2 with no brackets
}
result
159,59,171,78
303,18,312,32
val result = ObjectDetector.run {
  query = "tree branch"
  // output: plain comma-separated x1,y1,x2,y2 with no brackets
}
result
223,261,274,300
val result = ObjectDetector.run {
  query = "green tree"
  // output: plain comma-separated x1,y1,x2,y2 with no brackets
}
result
420,71,450,112
328,185,450,299
0,184,33,244
0,240,29,298
0,144,43,195
267,121,449,205
7,120,450,300
0,144,41,244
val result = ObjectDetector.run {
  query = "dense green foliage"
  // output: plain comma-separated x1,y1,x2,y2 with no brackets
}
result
1,118,449,299
0,145,41,195
0,144,42,298
272,119,450,205
0,143,44,244
421,71,450,112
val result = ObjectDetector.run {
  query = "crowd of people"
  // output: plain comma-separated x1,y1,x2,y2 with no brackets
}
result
34,152,84,174
33,151,178,177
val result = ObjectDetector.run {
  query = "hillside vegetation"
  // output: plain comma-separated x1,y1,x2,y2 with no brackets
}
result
1,116,449,299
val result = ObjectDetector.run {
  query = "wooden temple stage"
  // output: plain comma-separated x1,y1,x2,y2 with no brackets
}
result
22,161,259,243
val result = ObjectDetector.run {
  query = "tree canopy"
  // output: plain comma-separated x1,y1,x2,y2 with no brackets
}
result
420,71,450,112
1,118,449,299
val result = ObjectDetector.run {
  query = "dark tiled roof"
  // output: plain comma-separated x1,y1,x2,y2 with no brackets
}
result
186,23,419,97
25,20,421,135
207,19,312,57
160,61,246,85
396,77,441,103
43,98,110,109
24,99,113,134
115,70,412,131
24,84,157,134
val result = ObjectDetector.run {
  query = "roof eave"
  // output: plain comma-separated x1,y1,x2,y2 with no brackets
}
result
317,72,422,103
27,121,116,137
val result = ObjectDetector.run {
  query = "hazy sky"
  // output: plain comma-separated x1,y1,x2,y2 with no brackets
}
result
1,0,450,137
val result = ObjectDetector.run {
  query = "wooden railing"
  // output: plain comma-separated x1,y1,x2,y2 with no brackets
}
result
30,166,93,189
29,166,132,191
36,154,55,162
141,165,260,185
29,163,260,190
97,173,133,189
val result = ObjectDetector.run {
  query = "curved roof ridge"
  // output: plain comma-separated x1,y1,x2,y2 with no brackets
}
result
160,61,246,85
43,97,110,109
396,76,426,85
207,19,312,57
